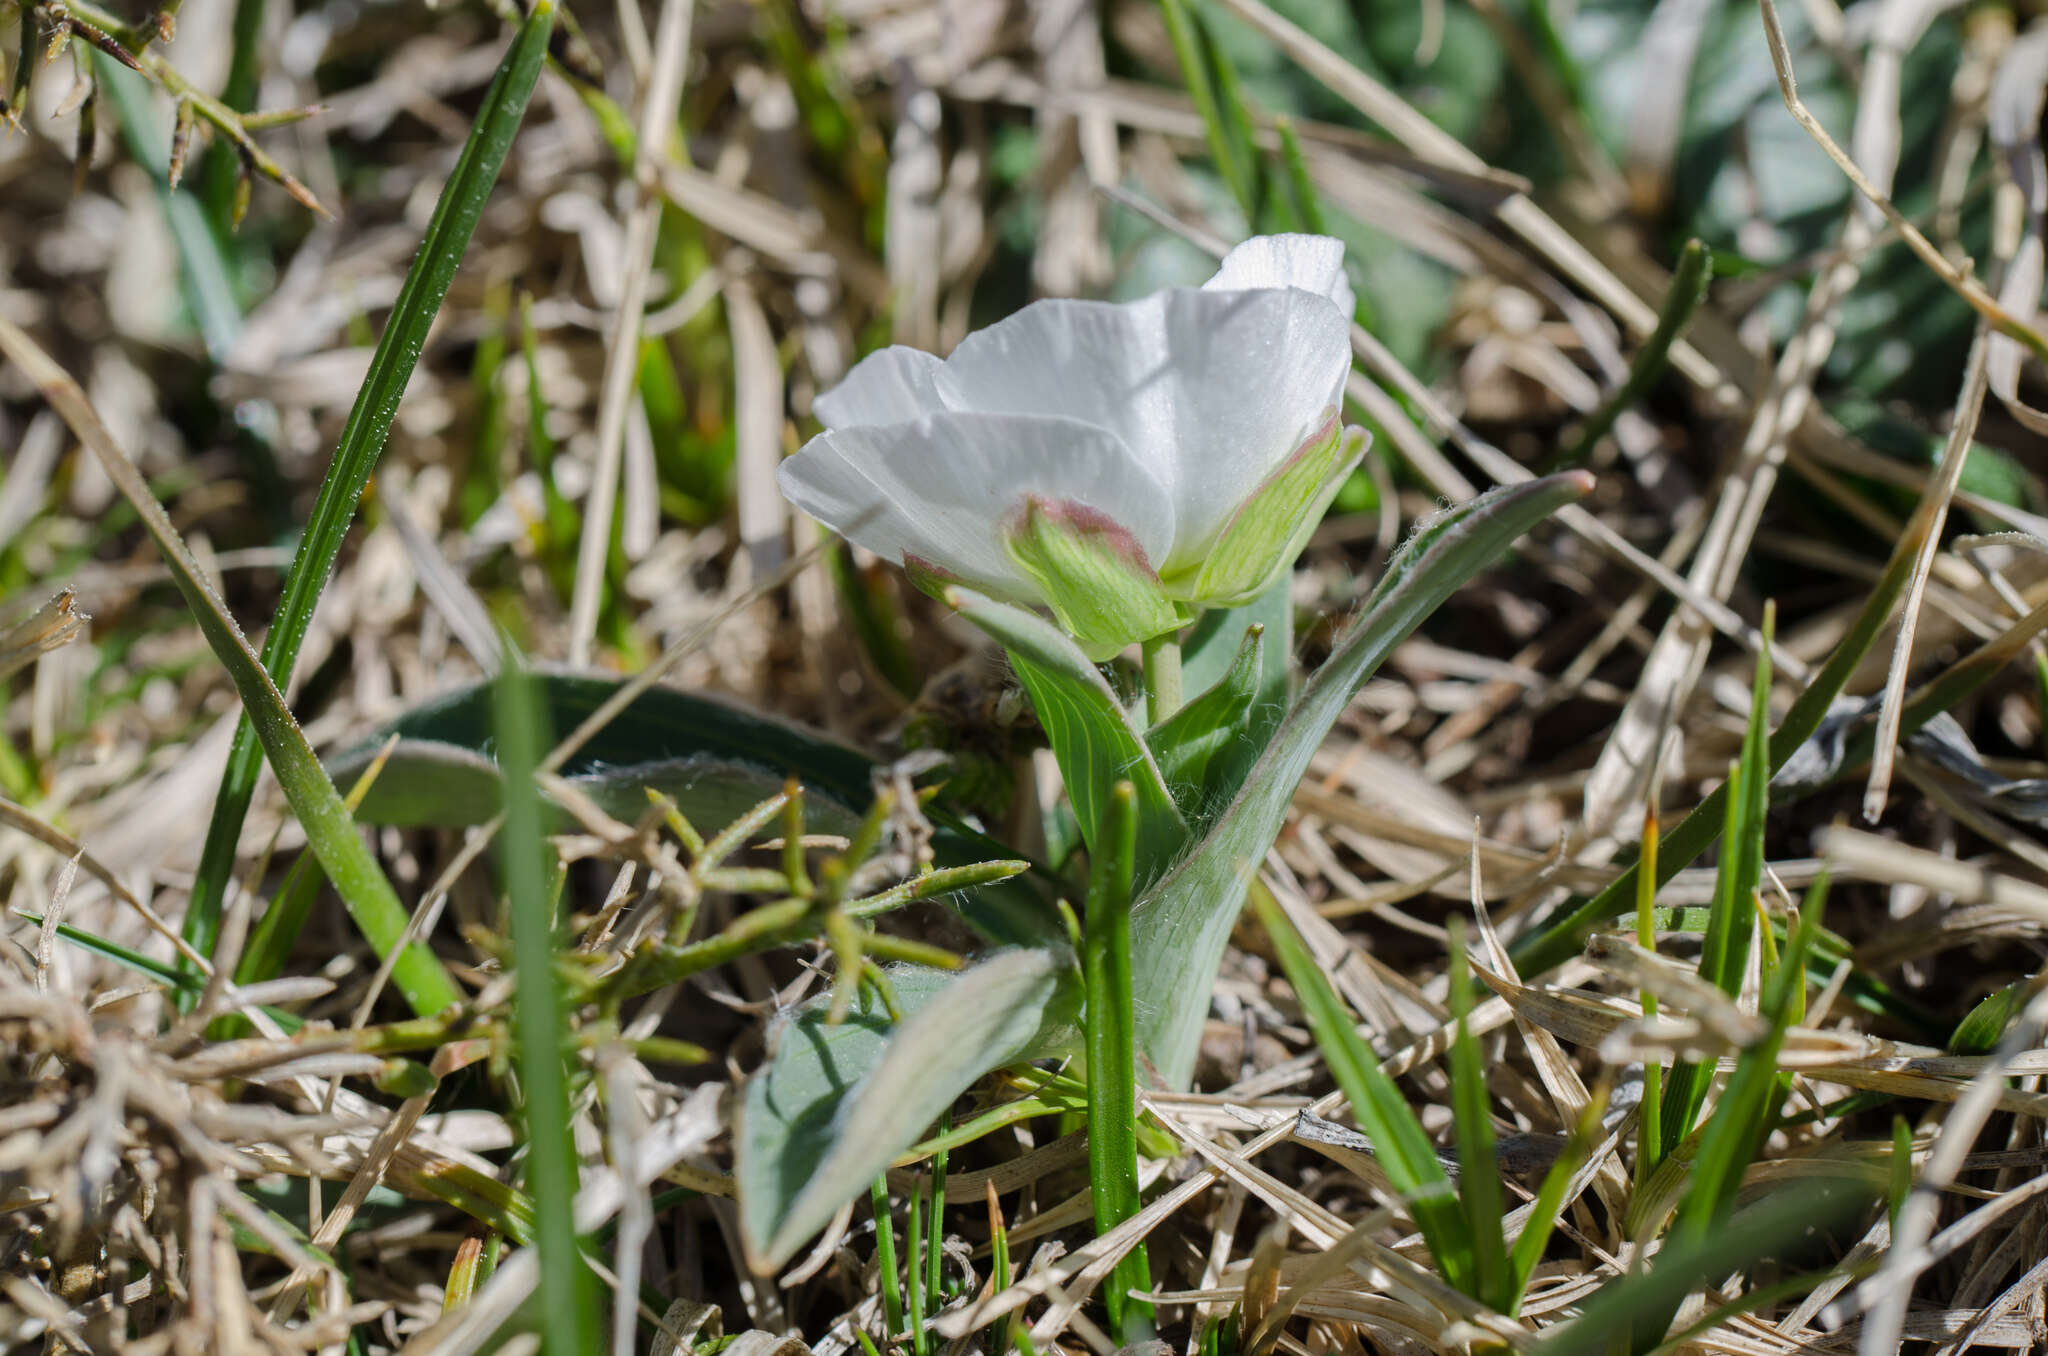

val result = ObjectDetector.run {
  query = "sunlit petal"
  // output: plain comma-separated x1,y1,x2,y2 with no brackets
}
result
1202,232,1356,319
813,346,946,428
777,412,1174,604
933,287,1350,565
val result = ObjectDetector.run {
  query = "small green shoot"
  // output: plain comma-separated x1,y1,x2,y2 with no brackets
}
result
1445,920,1512,1311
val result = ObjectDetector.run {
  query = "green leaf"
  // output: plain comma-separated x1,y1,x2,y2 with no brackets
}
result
1253,884,1470,1290
1674,877,1826,1242
1446,923,1511,1310
327,671,1060,949
1662,611,1771,1153
1509,1092,1604,1308
1632,878,1829,1352
1950,978,2031,1055
1132,474,1590,1087
1530,1180,1873,1355
1145,623,1265,821
947,589,1190,881
179,0,558,985
331,671,875,826
736,948,1081,1271
1157,0,1259,220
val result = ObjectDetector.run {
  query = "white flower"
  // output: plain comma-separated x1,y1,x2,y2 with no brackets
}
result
777,234,1368,657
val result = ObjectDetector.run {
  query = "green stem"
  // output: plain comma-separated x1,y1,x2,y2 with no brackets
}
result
871,1177,905,1346
1084,782,1153,1342
1140,633,1183,726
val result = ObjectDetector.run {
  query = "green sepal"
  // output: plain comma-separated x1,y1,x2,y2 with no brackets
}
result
1166,410,1366,606
1003,496,1186,660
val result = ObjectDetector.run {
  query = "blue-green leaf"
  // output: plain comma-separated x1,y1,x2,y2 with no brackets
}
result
736,948,1081,1270
327,671,1060,948
1132,473,1591,1088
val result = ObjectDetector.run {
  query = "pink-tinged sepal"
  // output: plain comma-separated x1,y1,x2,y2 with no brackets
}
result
1002,496,1186,660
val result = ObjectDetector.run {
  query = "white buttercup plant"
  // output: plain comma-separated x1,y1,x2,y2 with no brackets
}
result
778,234,1368,681
745,232,1589,1270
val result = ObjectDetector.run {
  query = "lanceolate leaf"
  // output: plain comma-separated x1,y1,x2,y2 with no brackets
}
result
948,589,1190,881
328,671,1062,949
329,670,876,826
1132,473,1592,1088
737,948,1081,1270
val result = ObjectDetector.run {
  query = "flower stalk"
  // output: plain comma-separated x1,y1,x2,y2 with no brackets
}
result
1141,633,1184,725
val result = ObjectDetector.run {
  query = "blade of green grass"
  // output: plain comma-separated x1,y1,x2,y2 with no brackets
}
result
927,1111,950,1306
906,1177,929,1356
1661,607,1772,1154
986,1181,1014,1356
10,912,324,1035
1508,1085,1606,1310
234,735,399,991
1634,804,1663,1188
1888,1115,1913,1229
199,0,267,236
1674,874,1825,1242
1251,881,1472,1294
494,655,600,1356
1273,115,1328,236
1631,875,1828,1352
0,316,463,1019
1157,0,1258,218
1445,920,1511,1311
1532,1178,1873,1354
179,0,557,993
1085,782,1153,1342
1547,240,1710,473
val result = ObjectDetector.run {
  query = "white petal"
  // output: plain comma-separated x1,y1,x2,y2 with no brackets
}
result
933,288,1351,571
812,347,945,428
1203,233,1356,319
776,413,1174,600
